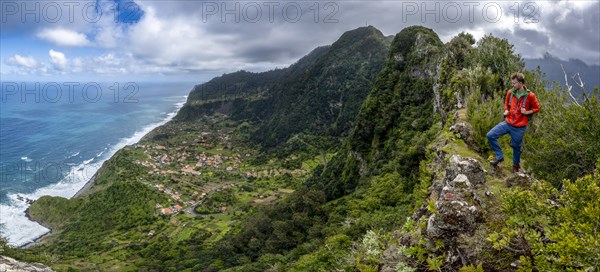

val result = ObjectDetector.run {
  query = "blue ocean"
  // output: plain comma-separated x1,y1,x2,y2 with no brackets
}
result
0,81,193,246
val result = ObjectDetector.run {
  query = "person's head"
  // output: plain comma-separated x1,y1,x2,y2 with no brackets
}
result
510,72,525,90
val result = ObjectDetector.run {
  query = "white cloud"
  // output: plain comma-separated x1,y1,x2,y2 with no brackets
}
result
127,6,232,68
3,0,597,80
94,25,123,48
6,54,38,68
37,28,91,47
72,58,84,73
122,3,321,72
4,54,50,76
507,0,600,62
49,49,68,70
91,1,128,48
567,0,598,9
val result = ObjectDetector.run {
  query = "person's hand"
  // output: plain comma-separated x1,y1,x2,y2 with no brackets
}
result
503,110,509,116
521,108,528,115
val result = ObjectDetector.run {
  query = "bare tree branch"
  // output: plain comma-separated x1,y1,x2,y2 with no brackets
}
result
561,64,582,107
572,72,589,101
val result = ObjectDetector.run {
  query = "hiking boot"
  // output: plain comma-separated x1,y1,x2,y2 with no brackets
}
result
513,164,521,173
490,157,504,166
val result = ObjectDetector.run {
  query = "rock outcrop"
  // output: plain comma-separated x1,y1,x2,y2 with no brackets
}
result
505,172,537,188
426,155,486,244
382,155,490,272
449,122,476,150
0,256,53,272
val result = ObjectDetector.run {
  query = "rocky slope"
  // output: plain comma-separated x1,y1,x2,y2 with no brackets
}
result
381,110,543,271
0,256,53,272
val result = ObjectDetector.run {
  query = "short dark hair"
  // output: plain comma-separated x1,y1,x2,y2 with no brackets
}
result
511,72,525,84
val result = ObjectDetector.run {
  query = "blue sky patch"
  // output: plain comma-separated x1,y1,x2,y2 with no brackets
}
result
99,0,144,24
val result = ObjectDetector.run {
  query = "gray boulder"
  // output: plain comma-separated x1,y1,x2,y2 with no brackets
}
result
427,199,480,240
0,256,53,272
445,155,487,186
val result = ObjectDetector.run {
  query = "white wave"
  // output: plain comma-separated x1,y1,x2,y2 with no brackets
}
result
0,160,100,246
83,158,94,165
20,157,32,162
67,151,80,159
0,201,50,247
0,95,188,247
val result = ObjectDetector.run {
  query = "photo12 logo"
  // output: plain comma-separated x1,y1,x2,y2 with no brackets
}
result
1,82,139,103
1,1,339,24
400,1,539,24
1,0,143,24
0,160,98,185
200,1,339,23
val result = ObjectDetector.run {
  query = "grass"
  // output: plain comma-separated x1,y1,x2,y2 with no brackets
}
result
22,115,339,271
203,214,235,244
302,153,335,171
237,191,256,204
173,226,195,242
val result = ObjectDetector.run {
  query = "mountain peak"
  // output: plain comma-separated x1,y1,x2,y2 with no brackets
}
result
390,25,441,56
388,25,444,75
333,26,384,46
543,51,557,60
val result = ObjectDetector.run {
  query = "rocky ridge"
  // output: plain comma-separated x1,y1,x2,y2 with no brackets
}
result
0,256,53,272
381,110,539,271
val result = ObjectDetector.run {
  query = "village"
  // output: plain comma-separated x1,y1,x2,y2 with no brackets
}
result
128,121,301,220
131,128,248,216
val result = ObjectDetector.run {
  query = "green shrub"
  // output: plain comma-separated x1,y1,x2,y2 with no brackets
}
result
488,172,600,271
524,87,600,186
463,66,505,153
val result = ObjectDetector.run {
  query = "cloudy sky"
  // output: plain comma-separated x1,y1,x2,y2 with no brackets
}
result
1,0,598,82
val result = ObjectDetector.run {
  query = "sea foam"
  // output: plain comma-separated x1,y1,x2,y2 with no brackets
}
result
0,96,187,247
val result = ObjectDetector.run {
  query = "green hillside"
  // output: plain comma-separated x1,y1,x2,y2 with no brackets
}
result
4,25,599,272
178,26,391,151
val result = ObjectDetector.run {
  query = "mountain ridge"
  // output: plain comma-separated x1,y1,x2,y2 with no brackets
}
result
525,53,600,98
5,25,599,272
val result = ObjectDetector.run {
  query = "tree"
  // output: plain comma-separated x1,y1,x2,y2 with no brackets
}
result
473,35,525,95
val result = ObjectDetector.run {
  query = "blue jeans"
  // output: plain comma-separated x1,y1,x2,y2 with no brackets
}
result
486,121,527,165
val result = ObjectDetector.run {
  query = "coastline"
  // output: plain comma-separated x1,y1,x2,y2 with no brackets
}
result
13,95,188,249
73,173,97,199
20,209,51,249
20,174,98,249
18,228,49,250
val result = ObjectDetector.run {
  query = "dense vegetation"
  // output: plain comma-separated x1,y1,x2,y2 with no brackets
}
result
178,26,392,151
4,25,599,272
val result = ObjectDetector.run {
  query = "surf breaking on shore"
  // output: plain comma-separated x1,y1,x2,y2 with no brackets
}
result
0,96,187,247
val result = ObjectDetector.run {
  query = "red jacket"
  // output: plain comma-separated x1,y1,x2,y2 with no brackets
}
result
504,87,540,127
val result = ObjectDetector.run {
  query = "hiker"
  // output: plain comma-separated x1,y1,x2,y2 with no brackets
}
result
487,72,540,173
